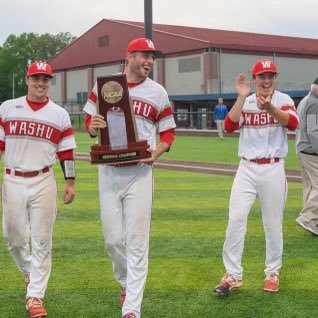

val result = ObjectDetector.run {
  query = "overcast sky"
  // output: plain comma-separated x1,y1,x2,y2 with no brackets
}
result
1,0,317,46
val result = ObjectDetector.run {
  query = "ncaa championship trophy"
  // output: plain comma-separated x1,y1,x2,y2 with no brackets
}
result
90,74,151,164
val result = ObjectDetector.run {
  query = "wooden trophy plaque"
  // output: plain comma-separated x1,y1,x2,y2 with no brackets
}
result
90,74,150,164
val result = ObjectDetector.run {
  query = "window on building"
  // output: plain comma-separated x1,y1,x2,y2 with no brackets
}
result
77,91,88,105
98,35,109,48
178,57,201,73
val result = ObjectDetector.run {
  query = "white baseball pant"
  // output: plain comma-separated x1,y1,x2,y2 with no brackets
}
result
2,170,57,298
98,163,153,318
222,159,287,280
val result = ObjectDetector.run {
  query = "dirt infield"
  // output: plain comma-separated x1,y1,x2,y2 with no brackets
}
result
75,154,302,183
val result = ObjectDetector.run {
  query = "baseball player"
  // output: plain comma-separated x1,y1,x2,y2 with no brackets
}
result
0,62,76,317
213,59,299,296
84,38,176,318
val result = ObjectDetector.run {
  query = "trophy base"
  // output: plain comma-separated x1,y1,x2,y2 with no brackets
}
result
90,141,151,164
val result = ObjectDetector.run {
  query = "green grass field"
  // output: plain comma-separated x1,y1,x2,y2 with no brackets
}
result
0,133,316,318
76,132,300,171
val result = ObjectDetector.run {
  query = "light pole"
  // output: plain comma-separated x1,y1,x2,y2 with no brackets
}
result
144,0,153,79
144,0,153,40
12,73,16,98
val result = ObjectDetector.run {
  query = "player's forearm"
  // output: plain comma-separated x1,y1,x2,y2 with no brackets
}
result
152,142,170,161
228,95,246,122
266,105,289,126
88,125,98,137
85,114,97,137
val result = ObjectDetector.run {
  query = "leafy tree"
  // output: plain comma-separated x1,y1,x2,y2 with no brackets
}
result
0,32,76,102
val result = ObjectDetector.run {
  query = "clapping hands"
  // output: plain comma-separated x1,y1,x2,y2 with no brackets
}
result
236,74,251,97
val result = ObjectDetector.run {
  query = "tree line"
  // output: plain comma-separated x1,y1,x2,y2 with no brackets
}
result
0,32,76,102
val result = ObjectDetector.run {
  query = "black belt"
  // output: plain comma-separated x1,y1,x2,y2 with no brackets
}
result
300,151,318,156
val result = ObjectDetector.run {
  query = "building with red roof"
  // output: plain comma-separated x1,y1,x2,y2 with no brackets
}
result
48,19,318,128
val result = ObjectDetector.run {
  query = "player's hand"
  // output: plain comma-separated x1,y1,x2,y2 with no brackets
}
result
236,74,251,97
139,149,157,165
89,114,107,136
63,180,75,204
257,95,273,111
140,142,170,165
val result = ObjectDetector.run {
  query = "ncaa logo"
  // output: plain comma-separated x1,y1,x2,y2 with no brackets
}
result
261,60,271,69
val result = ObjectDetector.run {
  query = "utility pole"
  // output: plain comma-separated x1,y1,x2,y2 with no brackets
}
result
12,73,16,98
144,0,153,79
144,0,153,40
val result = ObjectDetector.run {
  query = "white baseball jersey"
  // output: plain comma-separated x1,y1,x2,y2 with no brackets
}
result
83,77,176,148
0,96,76,171
236,91,297,159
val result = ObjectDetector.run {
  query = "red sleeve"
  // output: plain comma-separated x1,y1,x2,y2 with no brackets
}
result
57,149,74,160
88,91,97,103
85,114,92,131
0,140,5,151
85,114,97,138
224,115,239,133
1,117,6,150
159,128,175,146
281,106,299,131
286,114,299,131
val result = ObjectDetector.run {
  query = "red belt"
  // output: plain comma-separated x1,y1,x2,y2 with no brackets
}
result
243,158,280,164
6,167,50,178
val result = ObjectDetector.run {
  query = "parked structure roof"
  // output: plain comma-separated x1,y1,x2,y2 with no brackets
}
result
49,19,318,71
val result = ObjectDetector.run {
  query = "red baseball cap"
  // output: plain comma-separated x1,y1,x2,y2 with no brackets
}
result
127,38,163,57
252,59,278,76
27,62,53,78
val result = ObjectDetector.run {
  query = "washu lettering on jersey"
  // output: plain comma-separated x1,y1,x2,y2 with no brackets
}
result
132,100,154,119
7,120,56,140
243,112,279,126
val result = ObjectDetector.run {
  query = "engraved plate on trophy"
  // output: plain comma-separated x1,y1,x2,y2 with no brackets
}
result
90,74,151,164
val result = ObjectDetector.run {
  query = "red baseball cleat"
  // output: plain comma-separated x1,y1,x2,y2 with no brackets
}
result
26,297,47,317
263,273,279,292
